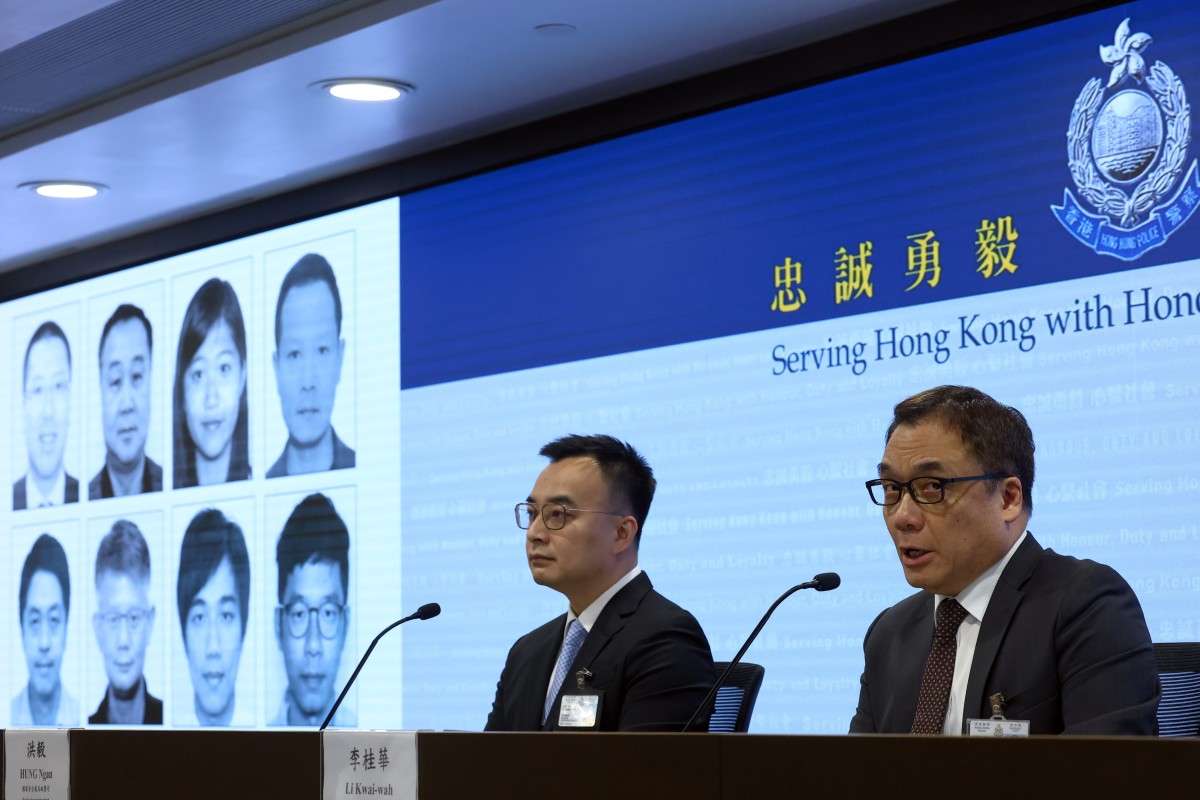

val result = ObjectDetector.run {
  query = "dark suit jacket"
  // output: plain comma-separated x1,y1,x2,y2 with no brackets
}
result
850,534,1159,735
89,683,164,725
13,473,79,510
88,456,163,499
485,572,715,731
266,427,356,478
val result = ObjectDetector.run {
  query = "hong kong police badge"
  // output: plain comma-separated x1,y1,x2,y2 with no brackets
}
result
1052,18,1198,260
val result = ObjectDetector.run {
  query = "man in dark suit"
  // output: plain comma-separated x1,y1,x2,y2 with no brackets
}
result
851,385,1158,735
12,476,78,510
89,519,163,725
486,434,714,731
266,254,355,478
89,304,163,499
14,321,79,509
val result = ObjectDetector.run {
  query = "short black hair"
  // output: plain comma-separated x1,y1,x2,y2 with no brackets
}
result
177,508,251,638
276,493,349,603
98,303,153,365
20,533,71,622
539,434,656,546
95,519,150,584
887,385,1035,516
274,253,342,348
24,321,72,389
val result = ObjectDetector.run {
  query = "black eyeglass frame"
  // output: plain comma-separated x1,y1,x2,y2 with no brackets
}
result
864,473,1012,506
277,601,346,639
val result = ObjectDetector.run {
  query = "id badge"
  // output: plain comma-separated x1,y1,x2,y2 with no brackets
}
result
967,718,1031,737
558,691,603,729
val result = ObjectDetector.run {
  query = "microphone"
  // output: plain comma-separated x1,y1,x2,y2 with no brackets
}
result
681,573,840,732
798,572,841,592
320,602,442,730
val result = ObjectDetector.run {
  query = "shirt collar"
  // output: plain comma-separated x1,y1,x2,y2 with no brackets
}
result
568,566,643,633
935,529,1027,623
29,468,66,507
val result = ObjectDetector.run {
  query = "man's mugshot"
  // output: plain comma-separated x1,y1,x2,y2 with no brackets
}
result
13,534,80,726
267,254,355,478
90,519,161,725
91,304,162,499
270,493,353,726
16,322,78,509
177,508,251,726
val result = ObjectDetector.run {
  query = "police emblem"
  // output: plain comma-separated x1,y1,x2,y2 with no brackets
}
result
1052,18,1199,260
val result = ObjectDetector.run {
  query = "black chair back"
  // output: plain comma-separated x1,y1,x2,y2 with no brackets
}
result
1154,642,1200,737
708,661,765,733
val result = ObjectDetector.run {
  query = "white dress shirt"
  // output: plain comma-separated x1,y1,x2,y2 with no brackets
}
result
934,530,1027,735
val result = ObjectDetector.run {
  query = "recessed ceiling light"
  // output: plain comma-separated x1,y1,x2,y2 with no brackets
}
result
534,23,577,36
20,181,106,198
311,79,413,102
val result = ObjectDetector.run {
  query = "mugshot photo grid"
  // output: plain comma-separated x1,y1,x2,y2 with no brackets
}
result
0,205,383,729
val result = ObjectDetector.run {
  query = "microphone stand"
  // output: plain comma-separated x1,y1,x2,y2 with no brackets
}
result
682,574,839,732
320,604,440,731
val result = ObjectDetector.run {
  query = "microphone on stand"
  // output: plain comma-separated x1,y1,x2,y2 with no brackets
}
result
320,602,442,731
682,573,840,732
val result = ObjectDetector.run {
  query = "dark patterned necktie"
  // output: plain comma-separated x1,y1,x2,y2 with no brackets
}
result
910,598,969,734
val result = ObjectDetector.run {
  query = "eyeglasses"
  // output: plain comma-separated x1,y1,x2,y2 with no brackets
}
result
865,473,1011,506
515,502,626,531
280,601,345,639
96,607,151,634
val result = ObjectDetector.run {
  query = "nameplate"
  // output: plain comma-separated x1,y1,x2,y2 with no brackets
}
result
4,729,70,800
967,718,1031,737
322,729,417,800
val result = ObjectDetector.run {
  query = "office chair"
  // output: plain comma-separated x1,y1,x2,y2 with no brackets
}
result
1154,642,1200,737
707,661,766,733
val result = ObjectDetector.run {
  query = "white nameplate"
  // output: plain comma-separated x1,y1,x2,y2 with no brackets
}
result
967,718,1031,737
4,729,71,800
322,729,417,800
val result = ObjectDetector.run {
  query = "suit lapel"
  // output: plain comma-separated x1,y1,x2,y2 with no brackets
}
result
542,572,652,728
962,533,1043,728
893,596,935,731
572,572,651,673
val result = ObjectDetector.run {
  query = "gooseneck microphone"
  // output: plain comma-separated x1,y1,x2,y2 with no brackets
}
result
320,602,442,731
682,573,840,732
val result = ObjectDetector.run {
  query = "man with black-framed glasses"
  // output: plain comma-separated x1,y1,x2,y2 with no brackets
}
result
269,492,353,726
485,434,714,731
850,385,1157,736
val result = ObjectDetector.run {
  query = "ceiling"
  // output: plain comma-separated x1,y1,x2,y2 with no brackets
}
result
0,0,954,275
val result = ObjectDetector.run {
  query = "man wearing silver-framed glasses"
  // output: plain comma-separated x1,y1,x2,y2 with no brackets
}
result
270,492,353,726
486,434,714,731
90,519,161,724
850,385,1157,736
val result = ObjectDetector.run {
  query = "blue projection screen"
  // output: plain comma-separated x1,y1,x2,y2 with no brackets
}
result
398,0,1200,733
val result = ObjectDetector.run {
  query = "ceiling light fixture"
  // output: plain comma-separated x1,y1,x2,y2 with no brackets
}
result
20,181,106,198
312,79,413,102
